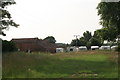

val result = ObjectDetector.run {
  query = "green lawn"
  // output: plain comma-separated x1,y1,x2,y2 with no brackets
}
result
2,50,118,78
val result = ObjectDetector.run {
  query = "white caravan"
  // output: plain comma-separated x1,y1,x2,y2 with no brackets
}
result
111,45,117,50
99,46,110,50
91,46,99,50
67,46,79,52
79,46,87,50
56,48,64,53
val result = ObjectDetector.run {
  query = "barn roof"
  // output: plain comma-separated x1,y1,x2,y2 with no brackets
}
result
11,38,39,41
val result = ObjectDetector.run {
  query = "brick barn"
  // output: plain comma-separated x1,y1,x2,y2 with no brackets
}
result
11,38,57,53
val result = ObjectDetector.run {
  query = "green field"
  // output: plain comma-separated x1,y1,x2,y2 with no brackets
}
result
2,50,119,78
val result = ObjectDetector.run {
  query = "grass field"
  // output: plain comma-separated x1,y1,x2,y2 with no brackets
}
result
2,50,119,78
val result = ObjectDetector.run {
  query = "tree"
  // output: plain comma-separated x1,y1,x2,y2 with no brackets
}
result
70,31,92,49
86,42,91,50
70,39,81,46
2,40,17,52
97,2,120,37
79,37,86,46
97,2,120,51
92,30,103,46
82,31,92,49
0,0,19,36
83,31,92,42
89,37,102,47
93,30,102,40
95,27,117,42
44,36,56,44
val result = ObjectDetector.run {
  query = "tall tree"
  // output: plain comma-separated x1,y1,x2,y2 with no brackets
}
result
95,27,117,42
82,31,92,48
0,0,19,36
79,37,86,46
89,37,102,47
97,2,120,51
44,36,56,44
97,2,120,37
70,39,81,46
83,31,92,42
93,30,103,46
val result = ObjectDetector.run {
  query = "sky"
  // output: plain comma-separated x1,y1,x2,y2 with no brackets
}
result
0,0,102,44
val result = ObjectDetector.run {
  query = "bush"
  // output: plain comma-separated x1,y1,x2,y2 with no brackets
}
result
115,44,120,52
2,40,18,52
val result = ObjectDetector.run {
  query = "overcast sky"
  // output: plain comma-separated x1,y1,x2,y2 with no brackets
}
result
0,0,102,44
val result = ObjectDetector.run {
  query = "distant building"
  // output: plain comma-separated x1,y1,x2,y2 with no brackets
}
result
11,38,57,53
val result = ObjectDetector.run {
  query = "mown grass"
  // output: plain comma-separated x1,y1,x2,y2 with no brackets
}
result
2,50,119,78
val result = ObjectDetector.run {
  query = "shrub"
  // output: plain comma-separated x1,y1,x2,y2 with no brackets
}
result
2,40,18,52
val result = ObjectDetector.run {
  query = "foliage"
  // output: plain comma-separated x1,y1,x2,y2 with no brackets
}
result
79,37,86,46
44,36,56,44
2,40,17,52
97,2,120,52
0,0,19,36
95,27,117,42
97,2,120,42
70,39,81,46
92,31,103,46
70,31,92,47
2,51,118,78
86,42,91,50
90,37,102,46
82,31,92,49
70,31,103,49
83,31,92,43
115,43,120,52
93,30,103,42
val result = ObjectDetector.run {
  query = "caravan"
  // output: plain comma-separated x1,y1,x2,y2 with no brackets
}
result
99,46,110,50
67,46,79,52
91,46,99,50
56,48,64,53
79,46,87,51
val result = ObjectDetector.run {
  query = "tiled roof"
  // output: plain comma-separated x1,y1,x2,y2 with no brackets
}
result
12,38,39,41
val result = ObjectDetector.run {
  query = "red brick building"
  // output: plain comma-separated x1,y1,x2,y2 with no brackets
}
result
11,38,57,53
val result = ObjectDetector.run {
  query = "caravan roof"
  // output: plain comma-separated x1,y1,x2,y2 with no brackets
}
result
91,46,99,48
79,46,87,50
111,45,117,49
79,46,87,48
